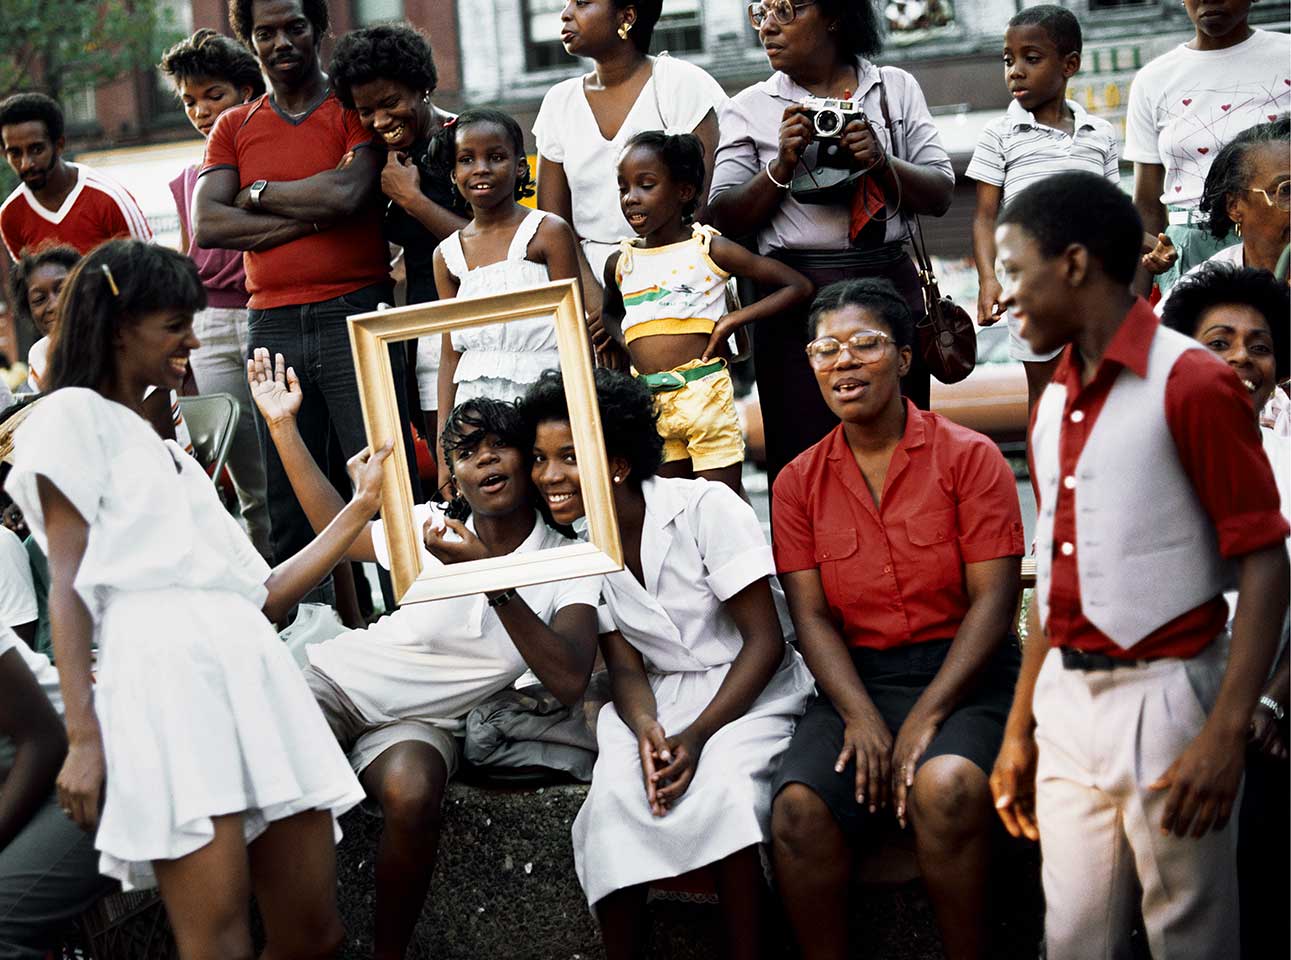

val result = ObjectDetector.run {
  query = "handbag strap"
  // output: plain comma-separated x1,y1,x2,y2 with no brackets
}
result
876,68,936,284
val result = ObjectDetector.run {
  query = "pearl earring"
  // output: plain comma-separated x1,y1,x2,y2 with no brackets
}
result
613,475,623,485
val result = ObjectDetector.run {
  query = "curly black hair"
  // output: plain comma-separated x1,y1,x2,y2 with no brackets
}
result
227,0,329,49
1007,4,1082,55
329,24,438,111
440,397,528,468
0,93,64,144
807,277,913,348
159,28,266,97
622,131,705,223
1161,263,1289,381
611,0,662,54
817,0,884,60
8,245,79,333
521,368,664,484
453,107,535,201
1199,115,1290,240
998,171,1143,285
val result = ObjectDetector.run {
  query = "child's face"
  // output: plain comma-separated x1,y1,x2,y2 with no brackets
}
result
617,145,695,238
176,75,253,138
26,263,69,337
1002,25,1077,114
452,122,523,209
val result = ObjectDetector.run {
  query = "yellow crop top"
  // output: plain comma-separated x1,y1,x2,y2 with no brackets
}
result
615,224,731,345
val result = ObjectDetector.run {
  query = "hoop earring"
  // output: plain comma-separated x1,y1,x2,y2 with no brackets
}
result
617,22,632,39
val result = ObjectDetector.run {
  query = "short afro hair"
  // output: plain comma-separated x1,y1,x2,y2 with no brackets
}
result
611,0,662,54
160,28,266,98
453,108,535,201
807,277,914,348
521,368,664,484
1162,263,1289,381
1007,4,1082,55
228,0,329,49
997,171,1142,286
1199,115,1290,240
0,93,64,144
621,131,705,223
330,24,438,111
817,0,884,59
8,245,80,332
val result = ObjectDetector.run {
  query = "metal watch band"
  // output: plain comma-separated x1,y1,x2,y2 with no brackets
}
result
1258,695,1285,722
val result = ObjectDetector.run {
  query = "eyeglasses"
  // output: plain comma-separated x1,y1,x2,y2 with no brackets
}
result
747,0,816,29
805,331,894,370
1247,180,1291,211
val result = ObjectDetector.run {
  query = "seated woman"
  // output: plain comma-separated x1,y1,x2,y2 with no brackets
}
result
247,349,599,960
766,279,1024,960
522,368,814,960
1161,262,1289,960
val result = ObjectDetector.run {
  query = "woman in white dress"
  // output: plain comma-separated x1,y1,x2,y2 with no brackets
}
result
522,368,813,959
6,240,385,960
533,0,727,342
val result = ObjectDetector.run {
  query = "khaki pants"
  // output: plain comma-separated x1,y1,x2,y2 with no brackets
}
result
1033,643,1239,960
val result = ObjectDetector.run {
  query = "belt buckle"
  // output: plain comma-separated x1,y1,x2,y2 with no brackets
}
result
642,370,686,393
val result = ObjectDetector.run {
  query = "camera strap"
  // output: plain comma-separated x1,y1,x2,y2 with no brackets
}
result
875,68,931,272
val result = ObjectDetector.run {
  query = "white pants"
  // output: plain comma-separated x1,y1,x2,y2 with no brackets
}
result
1033,643,1239,960
190,305,270,558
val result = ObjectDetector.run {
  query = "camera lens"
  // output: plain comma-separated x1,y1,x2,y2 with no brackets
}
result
814,108,842,136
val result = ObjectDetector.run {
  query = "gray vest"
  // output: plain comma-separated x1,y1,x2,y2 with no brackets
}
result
1032,326,1232,649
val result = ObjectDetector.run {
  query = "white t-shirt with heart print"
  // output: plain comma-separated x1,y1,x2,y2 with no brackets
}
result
1124,29,1290,209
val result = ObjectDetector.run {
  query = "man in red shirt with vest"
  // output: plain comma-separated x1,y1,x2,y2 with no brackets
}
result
990,172,1289,960
0,93,152,260
194,0,417,577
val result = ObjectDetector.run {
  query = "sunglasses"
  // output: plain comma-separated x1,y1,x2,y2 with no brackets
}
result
805,331,895,370
747,0,816,29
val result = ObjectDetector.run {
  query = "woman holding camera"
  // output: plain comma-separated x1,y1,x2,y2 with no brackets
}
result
709,0,953,485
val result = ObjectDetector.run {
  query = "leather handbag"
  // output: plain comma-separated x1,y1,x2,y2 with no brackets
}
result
876,70,977,384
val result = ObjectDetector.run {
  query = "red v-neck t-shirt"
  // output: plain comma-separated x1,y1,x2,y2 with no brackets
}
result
201,91,388,310
773,402,1025,649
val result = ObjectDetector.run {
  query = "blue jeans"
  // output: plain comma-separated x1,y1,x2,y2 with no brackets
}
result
248,282,419,578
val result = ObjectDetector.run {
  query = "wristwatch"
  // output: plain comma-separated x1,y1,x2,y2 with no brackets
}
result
249,179,268,209
487,588,517,609
1258,695,1285,722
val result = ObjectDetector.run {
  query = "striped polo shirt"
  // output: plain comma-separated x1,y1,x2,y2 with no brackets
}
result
966,99,1119,208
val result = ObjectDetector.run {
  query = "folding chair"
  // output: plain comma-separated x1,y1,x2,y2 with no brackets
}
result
176,393,238,481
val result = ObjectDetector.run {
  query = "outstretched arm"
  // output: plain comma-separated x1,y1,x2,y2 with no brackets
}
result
193,167,317,251
701,237,813,361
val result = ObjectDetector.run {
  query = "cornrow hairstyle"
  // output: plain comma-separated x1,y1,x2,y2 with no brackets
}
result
1007,4,1083,55
159,28,266,98
453,107,535,201
330,23,438,111
1161,263,1289,381
1200,115,1291,240
816,0,884,59
998,171,1143,285
47,240,206,393
622,131,705,223
0,93,65,145
807,277,914,347
610,0,662,54
228,0,329,49
521,368,664,484
8,245,80,333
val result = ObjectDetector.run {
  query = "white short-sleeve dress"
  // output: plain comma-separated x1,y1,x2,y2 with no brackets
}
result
6,388,365,890
533,55,727,279
572,476,813,907
442,209,560,407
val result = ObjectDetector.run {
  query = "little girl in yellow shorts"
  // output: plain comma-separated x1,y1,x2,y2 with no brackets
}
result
601,131,812,493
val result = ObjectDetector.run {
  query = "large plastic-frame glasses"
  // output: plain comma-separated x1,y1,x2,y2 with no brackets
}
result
747,0,817,29
1247,180,1291,212
805,331,896,370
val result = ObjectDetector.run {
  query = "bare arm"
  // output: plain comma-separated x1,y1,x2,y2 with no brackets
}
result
531,214,582,283
972,182,1004,324
599,252,628,347
691,109,719,224
1132,162,1168,296
0,648,66,850
701,237,814,361
193,167,316,251
238,146,383,222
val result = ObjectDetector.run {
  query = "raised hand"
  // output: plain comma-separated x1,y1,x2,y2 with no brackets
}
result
346,443,393,513
247,347,303,426
771,105,814,187
424,516,492,565
382,151,421,208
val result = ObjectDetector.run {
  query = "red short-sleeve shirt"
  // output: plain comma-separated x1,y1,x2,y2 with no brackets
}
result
773,402,1026,649
200,92,388,310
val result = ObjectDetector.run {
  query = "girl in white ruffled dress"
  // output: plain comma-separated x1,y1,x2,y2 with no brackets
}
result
7,240,387,959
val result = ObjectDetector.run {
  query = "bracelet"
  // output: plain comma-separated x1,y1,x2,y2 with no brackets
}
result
1259,695,1285,722
765,160,791,190
487,588,518,609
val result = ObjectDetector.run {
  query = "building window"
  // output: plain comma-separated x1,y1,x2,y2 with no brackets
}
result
885,0,955,33
355,0,403,26
523,0,704,72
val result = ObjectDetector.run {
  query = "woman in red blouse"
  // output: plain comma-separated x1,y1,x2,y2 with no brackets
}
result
768,278,1024,960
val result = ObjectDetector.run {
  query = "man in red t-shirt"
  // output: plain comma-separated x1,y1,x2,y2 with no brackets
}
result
0,93,152,260
990,173,1289,959
193,0,417,575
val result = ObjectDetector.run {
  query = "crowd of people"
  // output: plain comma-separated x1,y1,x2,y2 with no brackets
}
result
0,0,1287,959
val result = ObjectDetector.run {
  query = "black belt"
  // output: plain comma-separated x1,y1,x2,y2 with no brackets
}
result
1060,648,1154,672
771,242,908,273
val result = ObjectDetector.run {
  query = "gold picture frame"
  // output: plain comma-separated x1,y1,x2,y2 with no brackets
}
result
347,278,623,604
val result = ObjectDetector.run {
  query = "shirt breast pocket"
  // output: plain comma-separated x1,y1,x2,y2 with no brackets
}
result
813,528,859,606
905,507,962,588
